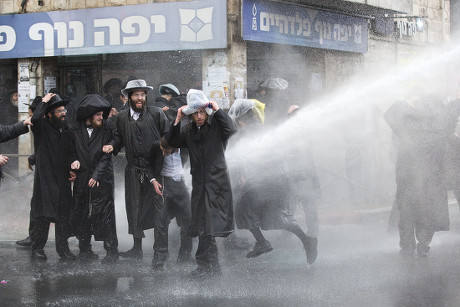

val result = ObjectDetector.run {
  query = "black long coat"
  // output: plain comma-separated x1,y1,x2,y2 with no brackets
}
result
151,96,182,123
384,98,456,232
0,121,29,184
31,102,75,223
71,121,116,241
113,106,169,235
0,121,29,143
167,109,237,237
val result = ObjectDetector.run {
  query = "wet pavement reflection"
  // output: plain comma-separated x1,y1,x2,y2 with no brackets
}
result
1,209,460,306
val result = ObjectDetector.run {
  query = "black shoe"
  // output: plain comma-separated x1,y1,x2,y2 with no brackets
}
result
246,240,273,258
416,242,430,257
210,262,222,275
399,248,415,257
79,250,99,260
177,254,194,264
101,252,119,264
190,265,209,278
119,248,143,259
32,249,47,260
224,234,252,250
16,236,33,247
304,236,318,264
152,262,165,271
190,264,222,278
59,251,77,261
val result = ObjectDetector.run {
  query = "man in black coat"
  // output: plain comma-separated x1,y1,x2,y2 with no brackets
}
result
71,94,119,264
385,91,456,257
0,115,31,186
0,118,30,142
30,93,78,260
152,83,182,123
104,79,169,269
16,96,41,247
167,89,237,278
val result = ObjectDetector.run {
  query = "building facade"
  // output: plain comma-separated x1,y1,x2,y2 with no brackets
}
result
0,0,451,180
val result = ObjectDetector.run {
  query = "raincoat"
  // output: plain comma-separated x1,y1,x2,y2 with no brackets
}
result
384,97,457,233
167,109,237,237
71,121,117,241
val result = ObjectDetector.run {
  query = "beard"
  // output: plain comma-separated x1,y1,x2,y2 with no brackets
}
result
90,119,103,128
129,98,145,113
50,115,67,129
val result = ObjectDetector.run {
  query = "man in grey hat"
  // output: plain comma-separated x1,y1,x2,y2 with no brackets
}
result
30,93,78,260
152,83,182,123
104,79,169,269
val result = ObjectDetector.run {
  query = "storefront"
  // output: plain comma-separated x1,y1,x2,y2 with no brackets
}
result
242,0,369,105
0,0,227,177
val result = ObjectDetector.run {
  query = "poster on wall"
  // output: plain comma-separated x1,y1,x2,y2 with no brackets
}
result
18,81,30,113
203,81,230,109
44,76,57,94
19,62,30,82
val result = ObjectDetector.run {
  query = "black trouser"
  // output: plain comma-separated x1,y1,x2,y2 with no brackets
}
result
78,223,119,255
152,224,169,265
398,202,435,252
196,234,218,268
162,176,193,258
28,196,35,239
32,217,70,255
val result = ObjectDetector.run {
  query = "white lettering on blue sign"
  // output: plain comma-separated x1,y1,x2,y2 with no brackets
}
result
259,10,362,45
243,0,368,53
0,26,16,51
0,0,227,59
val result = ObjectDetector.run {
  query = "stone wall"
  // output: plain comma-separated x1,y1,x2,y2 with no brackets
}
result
0,0,183,14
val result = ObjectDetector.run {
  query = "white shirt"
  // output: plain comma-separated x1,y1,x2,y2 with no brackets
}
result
130,107,141,121
87,127,93,137
161,149,183,181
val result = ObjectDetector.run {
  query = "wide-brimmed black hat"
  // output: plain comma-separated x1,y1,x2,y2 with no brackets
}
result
159,84,180,97
23,95,42,111
46,94,69,112
103,78,123,94
77,94,111,120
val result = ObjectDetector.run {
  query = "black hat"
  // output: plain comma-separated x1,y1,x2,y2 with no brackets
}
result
77,94,111,120
23,95,42,111
159,84,180,97
46,94,69,112
103,78,123,94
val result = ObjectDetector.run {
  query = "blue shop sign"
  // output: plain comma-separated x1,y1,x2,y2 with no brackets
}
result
0,0,227,59
243,0,368,53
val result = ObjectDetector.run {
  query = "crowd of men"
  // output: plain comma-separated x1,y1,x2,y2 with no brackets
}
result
3,77,454,278
0,78,319,278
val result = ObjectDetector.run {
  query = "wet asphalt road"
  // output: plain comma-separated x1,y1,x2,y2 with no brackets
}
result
1,206,460,307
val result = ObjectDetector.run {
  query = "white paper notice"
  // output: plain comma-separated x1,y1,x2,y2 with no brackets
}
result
44,76,57,94
18,81,31,113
